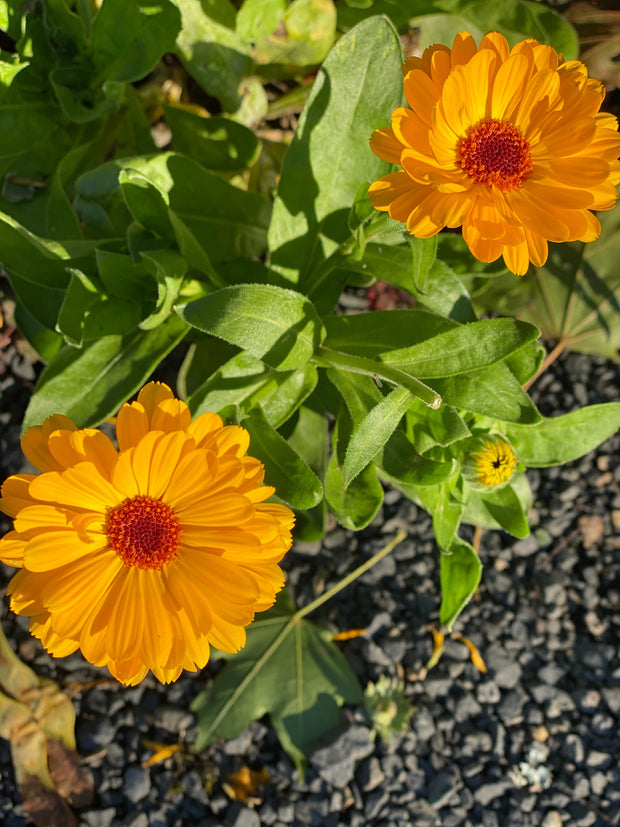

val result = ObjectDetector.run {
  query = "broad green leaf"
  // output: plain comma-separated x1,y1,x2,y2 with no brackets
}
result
191,590,363,777
379,318,540,378
469,480,530,539
23,315,188,429
236,0,286,41
506,403,620,467
432,478,465,551
8,271,65,333
471,205,620,360
84,153,271,261
377,430,455,487
174,0,251,113
119,168,175,238
405,398,470,454
324,408,383,530
0,210,72,288
95,250,156,303
327,368,382,424
428,362,541,424
268,15,403,286
504,341,545,386
439,536,482,630
343,386,412,487
341,242,413,290
251,0,336,71
408,260,477,324
180,284,325,370
139,249,187,329
462,472,532,533
56,269,100,345
13,302,63,363
241,406,323,509
90,0,181,83
411,236,438,292
323,310,456,358
188,350,317,428
164,105,259,172
287,406,330,542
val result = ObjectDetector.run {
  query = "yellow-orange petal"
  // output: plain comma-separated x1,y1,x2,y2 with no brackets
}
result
0,530,26,567
0,474,36,517
369,127,403,165
21,415,78,473
28,463,122,512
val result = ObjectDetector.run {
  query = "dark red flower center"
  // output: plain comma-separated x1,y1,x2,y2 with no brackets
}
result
458,119,532,192
105,496,181,570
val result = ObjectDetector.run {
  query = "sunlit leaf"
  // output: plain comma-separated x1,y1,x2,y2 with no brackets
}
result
241,405,323,509
506,403,620,466
180,284,325,370
23,315,188,429
268,15,403,286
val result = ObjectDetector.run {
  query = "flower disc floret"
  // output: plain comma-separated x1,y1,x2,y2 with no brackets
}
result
369,31,620,275
0,383,295,686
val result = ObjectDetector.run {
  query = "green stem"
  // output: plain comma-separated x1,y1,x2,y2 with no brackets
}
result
296,530,407,620
314,346,442,409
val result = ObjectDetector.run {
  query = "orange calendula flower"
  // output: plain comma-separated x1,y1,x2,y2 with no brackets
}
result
0,383,294,686
369,31,620,275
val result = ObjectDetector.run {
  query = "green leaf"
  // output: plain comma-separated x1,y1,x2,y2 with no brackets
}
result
241,405,323,509
268,15,403,286
164,105,259,172
506,403,620,467
95,250,156,303
411,236,438,292
432,478,465,551
377,430,455,488
343,386,412,487
138,249,187,329
251,0,336,71
90,153,271,261
0,210,72,289
428,362,541,424
236,0,286,41
476,482,530,539
180,284,325,371
323,310,456,358
188,350,317,428
404,398,470,453
191,590,362,778
379,318,540,378
504,341,545,385
324,408,383,530
439,536,482,630
174,0,251,112
408,260,477,324
287,406,330,542
90,0,182,83
23,315,188,429
13,302,63,363
326,367,382,424
462,471,532,533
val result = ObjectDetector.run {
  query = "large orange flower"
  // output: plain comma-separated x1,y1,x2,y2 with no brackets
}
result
0,383,294,686
369,31,620,275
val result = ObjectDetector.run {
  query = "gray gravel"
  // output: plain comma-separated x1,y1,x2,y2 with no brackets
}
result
1,347,619,827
